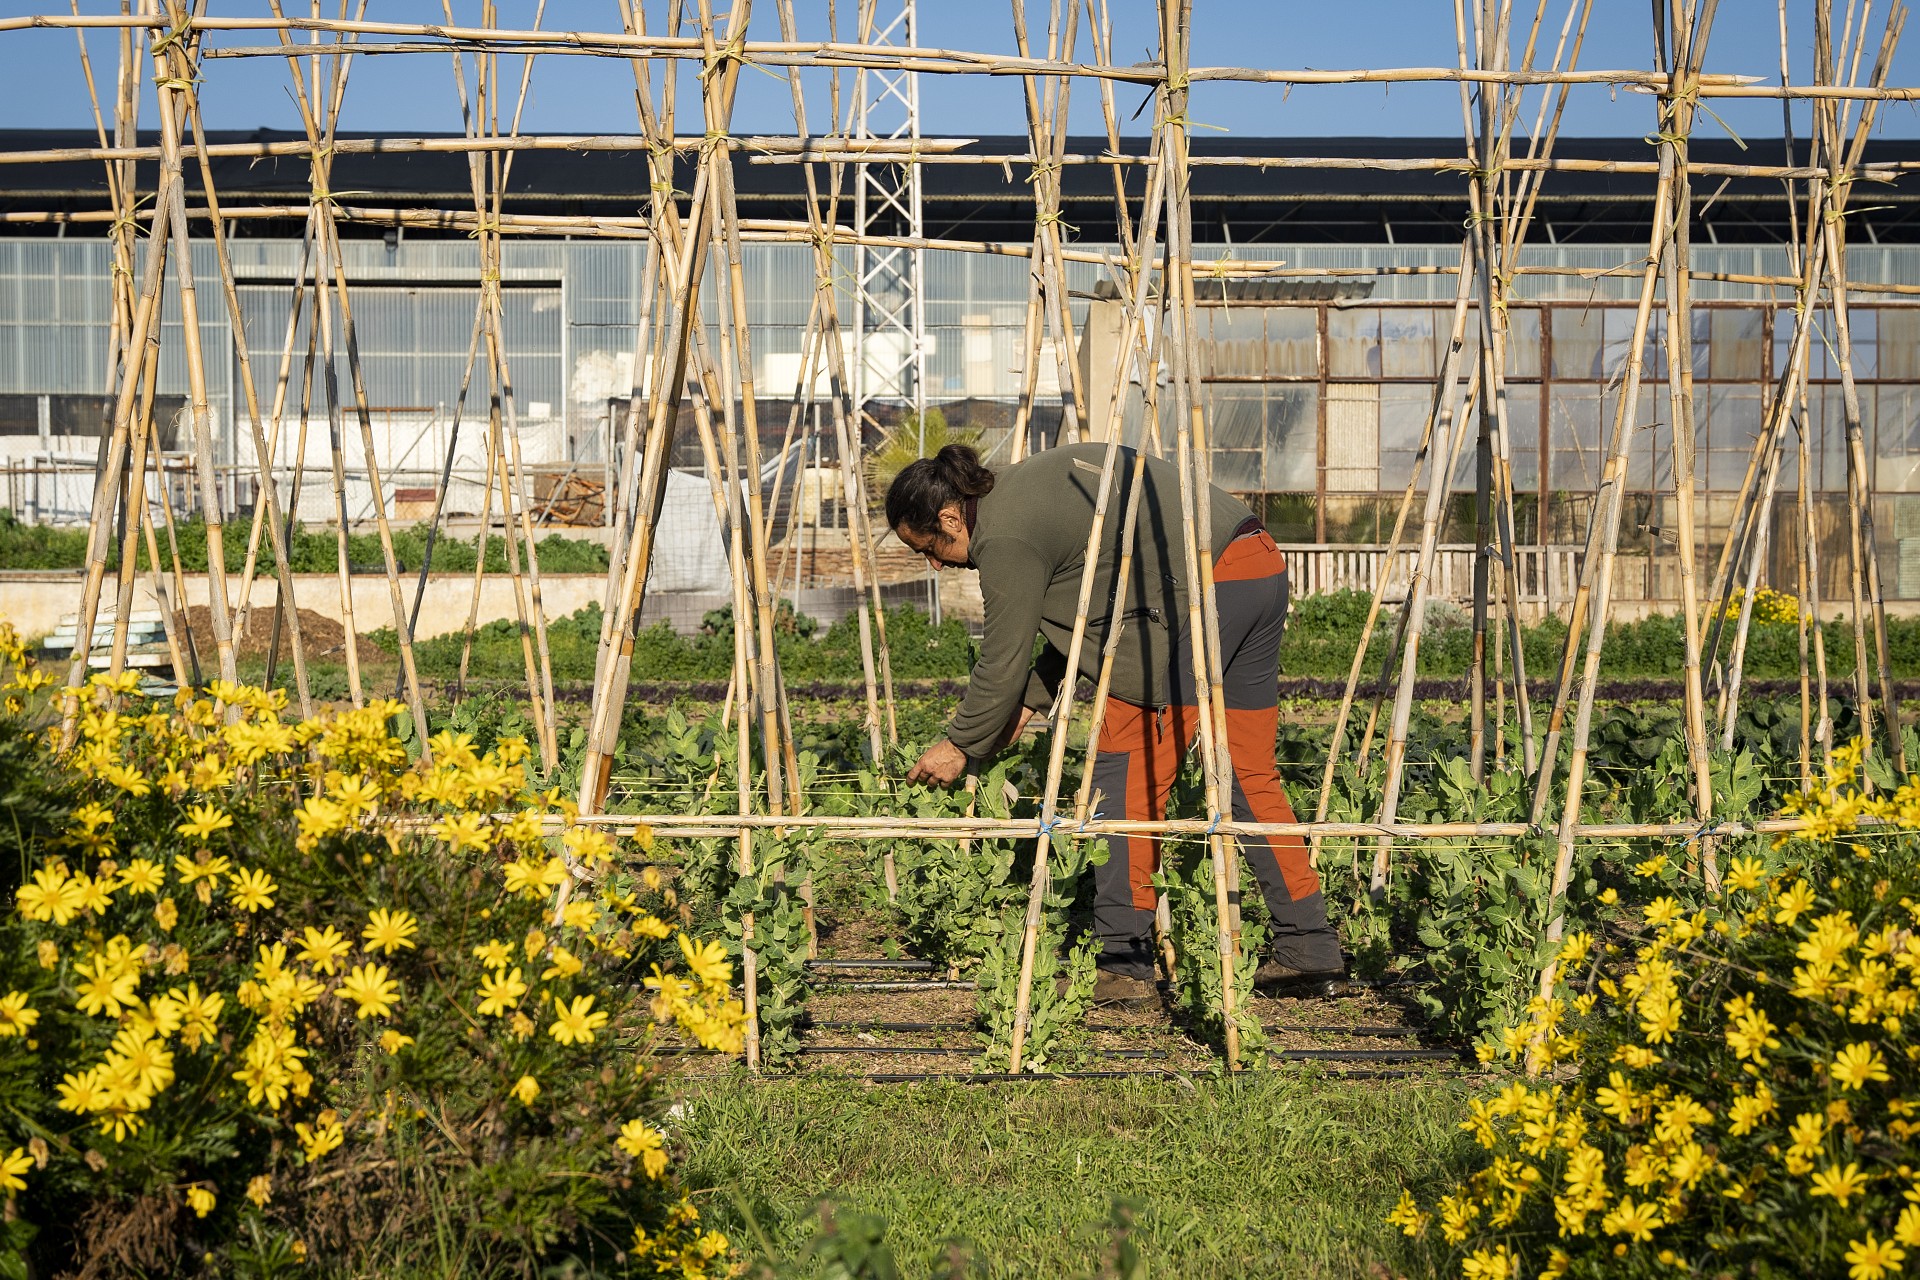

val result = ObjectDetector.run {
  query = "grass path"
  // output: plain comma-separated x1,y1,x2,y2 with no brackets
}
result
674,1070,1474,1278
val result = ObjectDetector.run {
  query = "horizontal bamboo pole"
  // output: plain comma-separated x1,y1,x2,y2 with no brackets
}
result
0,15,1765,89
0,133,975,166
382,810,1844,842
17,201,1920,297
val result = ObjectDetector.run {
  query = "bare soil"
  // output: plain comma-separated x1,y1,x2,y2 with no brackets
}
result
185,605,386,667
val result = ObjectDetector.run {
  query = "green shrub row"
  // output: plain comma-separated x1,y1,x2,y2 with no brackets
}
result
0,511,610,575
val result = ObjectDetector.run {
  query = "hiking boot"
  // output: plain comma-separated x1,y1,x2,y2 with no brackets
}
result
1253,957,1352,998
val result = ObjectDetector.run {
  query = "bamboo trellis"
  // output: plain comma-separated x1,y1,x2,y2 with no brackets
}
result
14,0,1915,1073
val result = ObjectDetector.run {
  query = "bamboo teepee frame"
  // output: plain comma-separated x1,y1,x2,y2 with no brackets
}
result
16,0,1916,1071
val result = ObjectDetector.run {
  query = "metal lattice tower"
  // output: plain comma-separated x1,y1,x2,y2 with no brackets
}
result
851,0,934,615
851,0,928,441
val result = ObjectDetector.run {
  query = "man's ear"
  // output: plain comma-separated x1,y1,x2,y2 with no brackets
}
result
940,504,966,536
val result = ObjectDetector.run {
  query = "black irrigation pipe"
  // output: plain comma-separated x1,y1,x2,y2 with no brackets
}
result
859,1067,1459,1084
799,1044,1457,1062
803,959,937,971
805,976,1396,995
803,1019,1424,1038
806,990,983,997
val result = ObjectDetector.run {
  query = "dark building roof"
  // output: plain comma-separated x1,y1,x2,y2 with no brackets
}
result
2,129,1915,244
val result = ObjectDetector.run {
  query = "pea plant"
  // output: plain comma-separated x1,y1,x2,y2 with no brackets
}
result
721,830,816,1065
973,830,1105,1073
1158,847,1271,1061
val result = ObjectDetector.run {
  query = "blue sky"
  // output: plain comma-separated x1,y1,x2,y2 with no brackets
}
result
1,1,1916,142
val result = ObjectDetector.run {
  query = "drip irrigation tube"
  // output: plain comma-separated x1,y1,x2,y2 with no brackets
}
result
803,959,937,971
806,990,975,997
859,1067,1457,1084
798,1044,1456,1062
803,1019,1424,1038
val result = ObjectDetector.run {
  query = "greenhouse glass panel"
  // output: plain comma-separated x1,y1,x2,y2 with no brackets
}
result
1379,385,1430,492
1328,307,1380,377
1264,307,1317,375
1380,307,1436,378
1265,386,1318,491
1709,308,1765,380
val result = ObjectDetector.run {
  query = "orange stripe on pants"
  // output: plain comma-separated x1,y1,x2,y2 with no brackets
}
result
1086,529,1343,973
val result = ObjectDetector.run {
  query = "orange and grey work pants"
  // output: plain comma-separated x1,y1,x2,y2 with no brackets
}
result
1087,529,1344,978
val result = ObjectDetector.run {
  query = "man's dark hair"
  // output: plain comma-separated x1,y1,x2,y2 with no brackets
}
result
884,443,996,537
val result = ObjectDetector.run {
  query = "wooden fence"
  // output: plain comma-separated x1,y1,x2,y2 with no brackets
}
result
1276,543,1593,620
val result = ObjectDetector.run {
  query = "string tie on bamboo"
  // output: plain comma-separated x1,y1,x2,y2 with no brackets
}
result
153,74,201,93
467,217,503,240
1826,202,1896,224
149,12,193,58
1034,207,1079,236
108,197,152,240
1207,257,1236,313
1075,808,1104,834
699,33,747,84
646,143,683,203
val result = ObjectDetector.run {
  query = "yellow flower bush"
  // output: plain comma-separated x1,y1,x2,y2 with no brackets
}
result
1722,584,1807,626
0,622,743,1277
1400,744,1920,1277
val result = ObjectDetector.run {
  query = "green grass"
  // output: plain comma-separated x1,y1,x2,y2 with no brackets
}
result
674,1071,1474,1278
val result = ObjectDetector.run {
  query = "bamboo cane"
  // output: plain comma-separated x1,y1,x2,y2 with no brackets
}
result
60,116,178,734
1163,0,1243,1067
454,416,497,701
162,6,313,713
708,110,793,818
1537,0,1717,989
1069,124,1174,834
1643,0,1718,881
266,0,366,707
1309,349,1455,869
588,0,672,713
1371,365,1483,894
1011,0,1088,444
267,308,319,693
575,0,748,815
1461,0,1506,783
109,280,164,682
769,42,885,753
230,220,316,649
1003,68,1170,1079
1719,424,1790,751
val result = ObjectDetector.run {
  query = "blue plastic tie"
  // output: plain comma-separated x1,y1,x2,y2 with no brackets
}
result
1076,808,1104,834
1204,813,1223,837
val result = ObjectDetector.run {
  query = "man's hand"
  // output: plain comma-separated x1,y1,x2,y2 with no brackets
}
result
906,738,968,787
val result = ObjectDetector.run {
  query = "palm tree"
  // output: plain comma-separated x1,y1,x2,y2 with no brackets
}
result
861,408,980,513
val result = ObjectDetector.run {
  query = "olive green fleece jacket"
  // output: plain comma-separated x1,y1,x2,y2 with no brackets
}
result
946,442,1256,759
